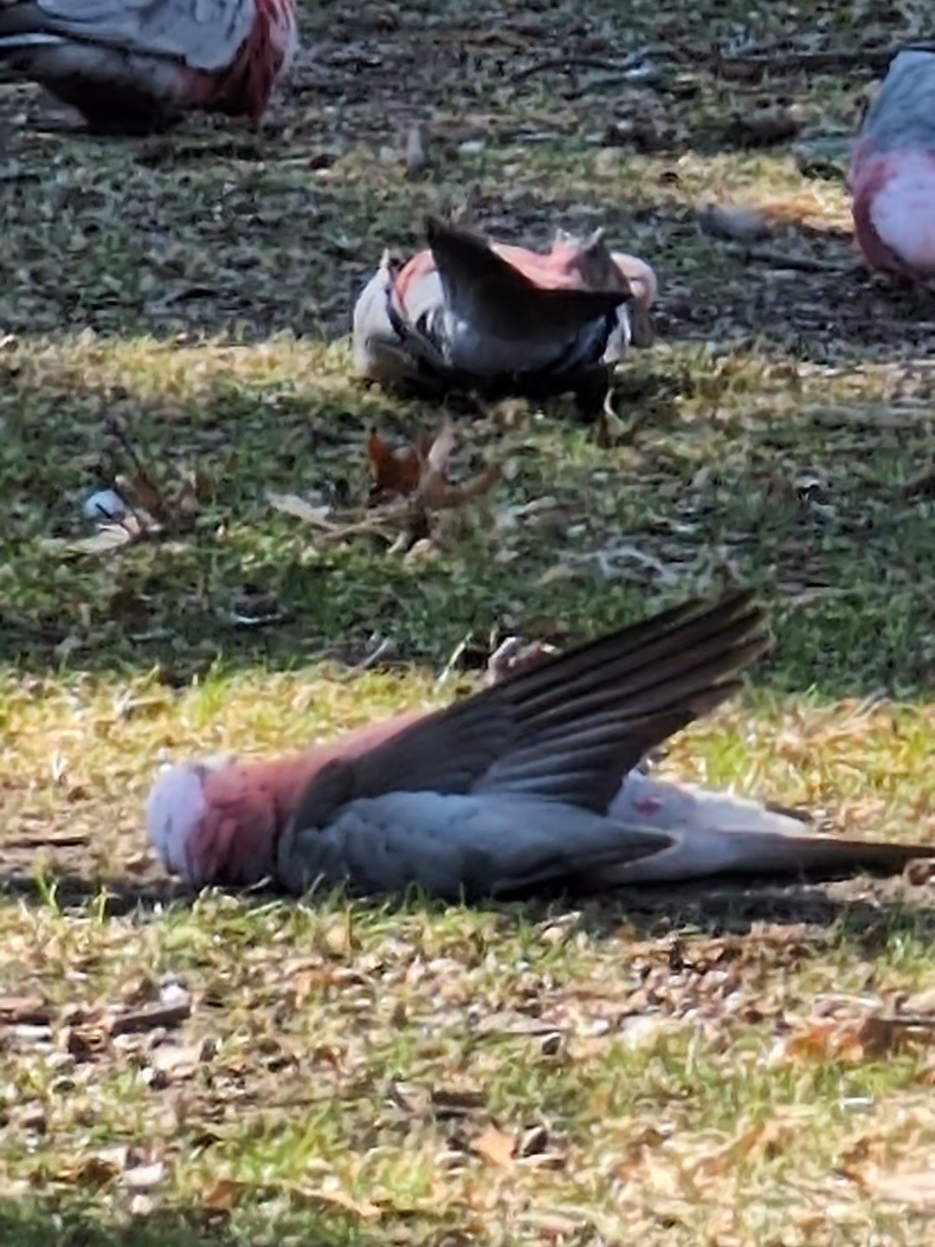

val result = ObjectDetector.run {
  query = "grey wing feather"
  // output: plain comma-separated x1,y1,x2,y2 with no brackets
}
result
0,0,253,70
859,49,935,151
425,216,630,341
287,591,769,834
279,791,677,902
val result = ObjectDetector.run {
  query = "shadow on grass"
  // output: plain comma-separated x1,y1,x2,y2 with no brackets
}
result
2,868,932,959
1,2,933,698
0,1197,389,1247
2,338,933,699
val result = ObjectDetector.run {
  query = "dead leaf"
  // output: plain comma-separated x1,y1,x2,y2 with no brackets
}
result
0,996,50,1026
855,1166,935,1211
423,461,502,512
267,491,336,528
122,1161,165,1191
699,204,772,243
64,1154,123,1189
321,918,353,957
470,1125,516,1167
291,1186,383,1220
693,1119,797,1179
120,974,159,1006
121,468,171,525
63,1024,110,1062
424,416,456,477
902,987,935,1016
150,1041,205,1077
203,1178,246,1212
366,428,431,500
172,470,201,531
772,1014,934,1066
68,516,143,556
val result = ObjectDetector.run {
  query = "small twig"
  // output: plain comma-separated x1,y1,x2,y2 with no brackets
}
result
563,69,672,100
715,43,905,80
103,416,146,475
348,636,394,673
743,246,854,275
511,53,645,84
315,509,409,545
109,1000,191,1035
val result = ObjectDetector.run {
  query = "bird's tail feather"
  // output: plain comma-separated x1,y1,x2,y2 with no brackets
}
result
599,825,935,887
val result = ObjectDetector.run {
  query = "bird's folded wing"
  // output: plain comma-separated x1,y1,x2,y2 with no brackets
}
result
425,216,631,340
1,0,253,71
286,591,769,837
279,791,677,901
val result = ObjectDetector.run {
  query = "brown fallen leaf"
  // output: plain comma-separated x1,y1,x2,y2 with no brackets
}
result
693,1119,797,1179
0,996,51,1026
121,468,172,526
61,1154,123,1189
203,1177,246,1212
698,203,773,243
366,428,433,500
854,1165,935,1211
902,987,935,1016
62,1024,110,1062
470,1125,516,1167
773,1014,935,1066
290,1186,383,1220
421,461,502,512
172,469,201,532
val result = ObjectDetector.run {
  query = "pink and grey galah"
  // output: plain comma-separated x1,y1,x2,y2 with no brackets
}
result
352,215,658,405
850,46,935,281
0,0,298,132
146,592,935,901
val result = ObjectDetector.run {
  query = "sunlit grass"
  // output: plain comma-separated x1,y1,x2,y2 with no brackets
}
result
2,0,935,1242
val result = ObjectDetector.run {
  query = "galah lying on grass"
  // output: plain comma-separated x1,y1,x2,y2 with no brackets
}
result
352,216,658,406
146,591,935,900
849,47,935,280
0,0,298,133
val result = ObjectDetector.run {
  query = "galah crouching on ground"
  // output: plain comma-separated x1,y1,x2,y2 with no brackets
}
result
849,47,935,281
0,0,298,133
146,591,935,900
352,216,658,408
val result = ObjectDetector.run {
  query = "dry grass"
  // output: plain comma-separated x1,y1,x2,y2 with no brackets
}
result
1,1,935,1244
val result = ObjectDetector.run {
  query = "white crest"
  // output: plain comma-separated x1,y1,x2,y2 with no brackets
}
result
145,760,224,881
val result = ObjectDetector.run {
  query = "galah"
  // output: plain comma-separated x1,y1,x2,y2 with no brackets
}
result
352,216,658,405
146,591,935,900
0,0,298,133
849,47,935,280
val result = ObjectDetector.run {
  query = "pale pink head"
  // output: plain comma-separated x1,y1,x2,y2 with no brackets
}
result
145,711,423,888
146,753,315,887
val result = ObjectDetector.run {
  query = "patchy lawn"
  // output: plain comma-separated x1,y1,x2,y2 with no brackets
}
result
1,1,934,1244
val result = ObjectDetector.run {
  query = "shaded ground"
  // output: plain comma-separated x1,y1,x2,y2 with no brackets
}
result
1,1,934,1244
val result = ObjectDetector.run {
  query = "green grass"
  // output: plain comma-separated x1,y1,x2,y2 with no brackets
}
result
2,1,935,1244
